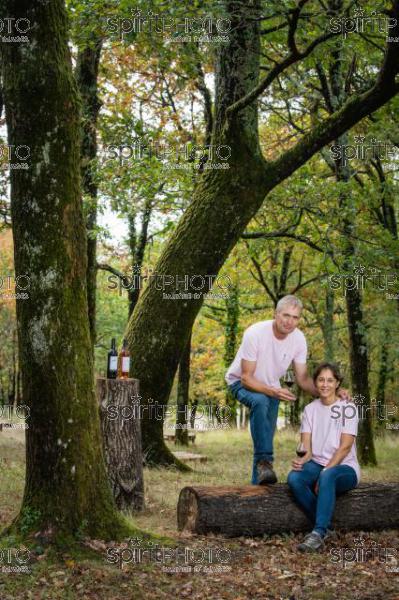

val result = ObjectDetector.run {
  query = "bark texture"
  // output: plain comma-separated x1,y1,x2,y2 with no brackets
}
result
177,484,399,537
224,282,239,423
97,378,144,512
76,39,102,347
0,0,129,539
175,331,192,446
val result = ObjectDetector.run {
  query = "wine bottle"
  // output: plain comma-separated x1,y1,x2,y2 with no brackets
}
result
118,338,130,379
107,338,118,379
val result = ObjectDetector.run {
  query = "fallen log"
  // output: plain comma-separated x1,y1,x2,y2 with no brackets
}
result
177,483,399,537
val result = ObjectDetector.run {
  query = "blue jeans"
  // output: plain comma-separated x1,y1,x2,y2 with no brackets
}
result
287,460,358,537
229,380,280,484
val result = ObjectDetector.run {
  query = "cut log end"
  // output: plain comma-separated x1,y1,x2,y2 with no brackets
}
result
177,488,199,532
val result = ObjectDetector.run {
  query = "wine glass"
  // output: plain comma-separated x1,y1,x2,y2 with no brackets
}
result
283,368,295,389
296,441,307,458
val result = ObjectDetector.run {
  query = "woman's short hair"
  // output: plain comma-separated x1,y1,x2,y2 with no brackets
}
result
312,362,343,387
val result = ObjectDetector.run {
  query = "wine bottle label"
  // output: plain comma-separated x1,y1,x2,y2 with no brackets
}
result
122,357,130,372
109,357,118,370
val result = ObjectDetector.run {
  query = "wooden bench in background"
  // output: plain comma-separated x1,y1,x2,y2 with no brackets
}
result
173,451,207,463
164,431,196,444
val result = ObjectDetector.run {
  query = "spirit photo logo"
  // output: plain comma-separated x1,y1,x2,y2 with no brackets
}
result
107,268,232,296
102,140,231,168
0,548,31,574
329,8,397,38
105,399,231,429
330,396,398,426
0,145,30,170
105,536,232,572
0,17,30,43
328,265,398,296
0,273,30,301
106,9,231,41
0,274,30,291
0,404,30,430
330,536,397,569
330,136,396,166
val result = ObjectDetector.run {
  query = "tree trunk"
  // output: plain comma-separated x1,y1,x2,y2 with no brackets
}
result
324,287,335,361
345,285,376,463
75,39,102,348
175,331,192,446
190,397,199,430
334,136,376,464
10,328,16,409
128,198,152,318
127,0,266,467
325,13,376,464
16,369,21,406
126,0,399,467
224,281,239,426
177,484,399,537
372,157,398,420
375,329,390,427
335,167,376,462
1,0,129,540
97,378,144,511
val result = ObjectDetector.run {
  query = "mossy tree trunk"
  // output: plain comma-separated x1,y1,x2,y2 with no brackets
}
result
324,3,376,463
319,8,376,462
1,0,130,540
224,281,239,425
372,157,399,423
345,279,376,464
127,197,153,318
333,149,376,463
323,287,335,362
175,331,192,446
126,0,399,466
375,334,390,428
76,38,102,349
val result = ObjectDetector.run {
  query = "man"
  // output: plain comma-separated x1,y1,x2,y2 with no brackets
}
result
225,295,348,485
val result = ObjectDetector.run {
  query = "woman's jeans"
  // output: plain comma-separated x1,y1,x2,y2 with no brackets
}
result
287,460,358,537
229,380,280,484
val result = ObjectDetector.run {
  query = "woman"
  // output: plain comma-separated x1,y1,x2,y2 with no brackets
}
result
287,362,360,552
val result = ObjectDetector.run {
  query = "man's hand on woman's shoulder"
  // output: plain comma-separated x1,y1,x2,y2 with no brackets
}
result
337,388,351,402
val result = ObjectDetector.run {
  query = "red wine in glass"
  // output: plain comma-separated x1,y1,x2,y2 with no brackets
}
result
284,369,295,389
296,442,307,458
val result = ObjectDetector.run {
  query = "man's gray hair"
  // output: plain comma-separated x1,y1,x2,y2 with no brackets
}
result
276,295,303,312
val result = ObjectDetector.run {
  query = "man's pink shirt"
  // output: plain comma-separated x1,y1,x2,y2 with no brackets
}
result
225,320,307,388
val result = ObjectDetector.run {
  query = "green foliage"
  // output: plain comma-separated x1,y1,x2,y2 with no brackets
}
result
19,507,42,537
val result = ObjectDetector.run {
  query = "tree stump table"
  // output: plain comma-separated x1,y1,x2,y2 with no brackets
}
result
97,377,144,512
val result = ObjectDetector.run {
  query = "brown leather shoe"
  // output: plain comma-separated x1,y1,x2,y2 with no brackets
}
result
256,459,277,485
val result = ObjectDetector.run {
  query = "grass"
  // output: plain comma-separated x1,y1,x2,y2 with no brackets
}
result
0,426,398,599
133,427,399,535
2,426,399,536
